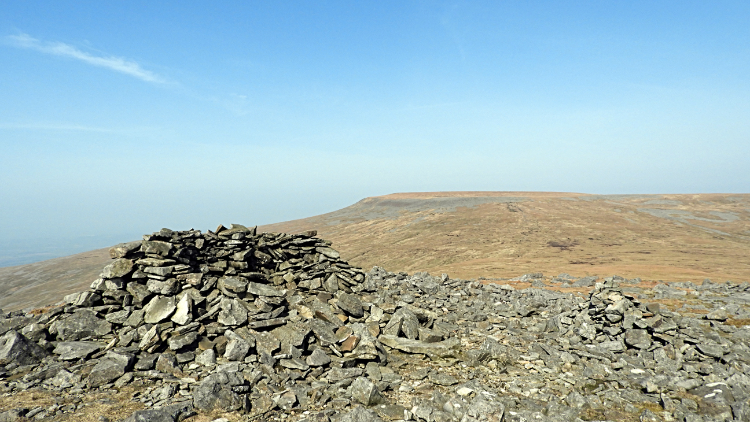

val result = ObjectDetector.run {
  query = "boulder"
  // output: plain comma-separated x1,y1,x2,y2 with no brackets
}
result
0,330,47,365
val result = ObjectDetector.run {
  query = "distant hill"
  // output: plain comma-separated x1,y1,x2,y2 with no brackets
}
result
1,191,748,311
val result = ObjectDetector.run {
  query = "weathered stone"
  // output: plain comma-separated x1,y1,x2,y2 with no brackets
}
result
105,309,131,325
88,351,134,387
102,258,134,279
127,283,152,305
155,353,182,376
246,281,284,297
171,293,193,325
141,240,173,256
63,291,100,307
54,309,112,341
351,377,385,406
218,297,248,326
146,278,179,295
336,406,383,422
53,341,102,360
307,348,332,367
143,296,177,324
109,241,142,258
224,330,251,361
337,293,364,318
219,276,248,295
379,335,460,358
193,370,247,411
428,372,458,386
195,348,216,366
0,330,47,365
139,324,160,350
168,331,198,351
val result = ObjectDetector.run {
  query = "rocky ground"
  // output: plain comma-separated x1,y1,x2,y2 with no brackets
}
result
1,226,749,422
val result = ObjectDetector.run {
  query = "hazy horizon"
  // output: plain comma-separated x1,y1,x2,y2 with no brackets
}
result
2,2,749,266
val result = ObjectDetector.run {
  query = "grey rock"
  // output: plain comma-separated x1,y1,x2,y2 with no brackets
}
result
171,294,193,325
146,278,179,295
193,370,247,411
219,276,248,295
697,343,725,359
195,349,216,366
217,297,248,326
350,377,385,406
109,241,142,258
141,240,173,256
0,330,47,365
334,406,383,422
224,330,251,361
121,402,193,422
167,331,198,351
428,372,459,386
624,329,652,349
143,296,177,324
307,348,332,367
101,258,134,279
246,281,284,297
54,309,112,341
379,335,460,358
88,351,134,387
337,293,364,318
53,341,102,360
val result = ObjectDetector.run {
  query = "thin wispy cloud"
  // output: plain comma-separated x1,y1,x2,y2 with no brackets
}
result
5,33,166,84
0,122,113,132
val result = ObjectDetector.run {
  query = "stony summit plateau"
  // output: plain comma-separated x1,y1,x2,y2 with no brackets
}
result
1,223,749,422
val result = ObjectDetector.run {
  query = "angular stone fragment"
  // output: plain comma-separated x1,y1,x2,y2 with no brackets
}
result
351,377,385,406
193,370,247,411
141,240,173,256
146,278,179,295
88,351,134,387
246,281,284,297
306,348,331,367
224,330,251,361
139,325,160,350
327,367,363,382
195,349,216,366
624,329,651,349
383,308,419,339
219,276,248,295
105,309,131,325
168,331,198,351
63,291,101,307
171,294,193,325
379,335,460,358
54,309,112,341
102,258,134,279
218,297,248,326
109,241,142,258
53,341,102,360
428,372,458,386
337,293,364,318
127,283,152,305
0,330,48,365
316,247,340,259
337,406,383,422
143,296,177,324
697,343,725,359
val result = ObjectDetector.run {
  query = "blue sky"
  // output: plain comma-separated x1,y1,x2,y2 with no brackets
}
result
1,1,749,265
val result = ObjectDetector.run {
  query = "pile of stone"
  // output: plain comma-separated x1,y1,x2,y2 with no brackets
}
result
2,226,750,422
0,226,459,421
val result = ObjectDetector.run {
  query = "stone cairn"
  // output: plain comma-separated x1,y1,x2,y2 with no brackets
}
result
0,225,461,421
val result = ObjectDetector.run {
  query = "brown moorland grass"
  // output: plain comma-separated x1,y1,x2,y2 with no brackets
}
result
1,192,748,311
